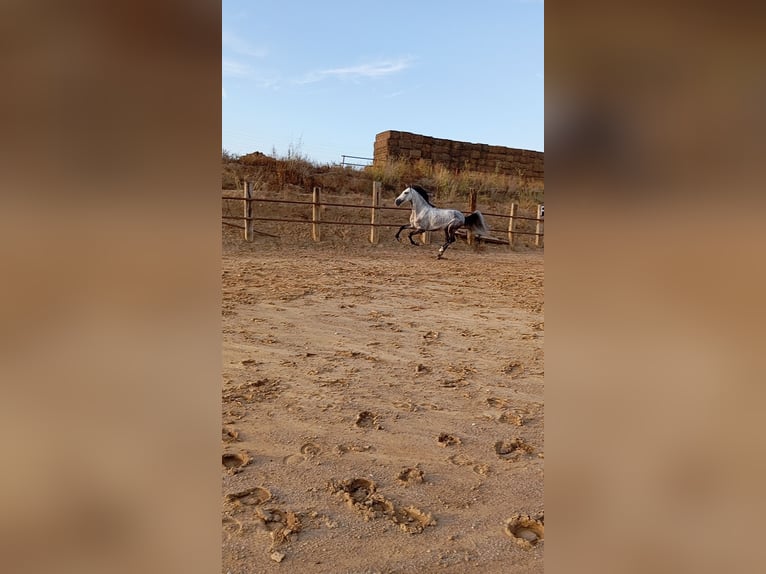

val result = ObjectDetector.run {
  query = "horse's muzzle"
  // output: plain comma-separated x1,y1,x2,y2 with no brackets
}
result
395,198,403,206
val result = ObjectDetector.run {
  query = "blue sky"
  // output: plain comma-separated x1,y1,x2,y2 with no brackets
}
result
222,0,543,164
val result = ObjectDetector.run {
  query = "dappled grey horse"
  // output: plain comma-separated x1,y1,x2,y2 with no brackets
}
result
394,185,489,259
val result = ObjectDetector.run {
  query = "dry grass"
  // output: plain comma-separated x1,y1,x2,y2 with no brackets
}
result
222,150,543,209
367,158,543,209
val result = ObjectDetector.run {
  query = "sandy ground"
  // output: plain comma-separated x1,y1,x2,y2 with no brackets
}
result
222,236,544,573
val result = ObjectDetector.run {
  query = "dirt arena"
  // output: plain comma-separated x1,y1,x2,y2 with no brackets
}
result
222,232,544,573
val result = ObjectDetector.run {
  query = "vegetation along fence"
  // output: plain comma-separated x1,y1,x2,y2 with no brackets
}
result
222,181,544,248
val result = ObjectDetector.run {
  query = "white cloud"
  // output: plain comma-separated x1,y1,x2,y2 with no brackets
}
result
222,59,251,78
222,30,268,59
256,77,280,90
298,58,413,84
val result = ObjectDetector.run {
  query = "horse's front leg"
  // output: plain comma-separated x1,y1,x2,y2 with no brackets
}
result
408,228,426,245
395,224,412,242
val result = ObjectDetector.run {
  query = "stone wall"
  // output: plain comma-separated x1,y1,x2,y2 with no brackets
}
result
374,130,544,180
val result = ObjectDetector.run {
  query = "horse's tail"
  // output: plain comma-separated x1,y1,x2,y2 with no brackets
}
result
464,211,489,236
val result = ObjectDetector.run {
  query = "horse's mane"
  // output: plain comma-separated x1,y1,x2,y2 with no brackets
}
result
410,184,435,207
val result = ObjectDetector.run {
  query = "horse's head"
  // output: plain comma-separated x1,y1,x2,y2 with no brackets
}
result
396,184,433,207
395,186,414,207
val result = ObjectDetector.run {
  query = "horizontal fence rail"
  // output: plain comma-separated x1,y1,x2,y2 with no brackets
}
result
221,196,543,220
221,196,407,211
224,182,543,247
340,154,374,168
222,215,406,228
476,210,542,222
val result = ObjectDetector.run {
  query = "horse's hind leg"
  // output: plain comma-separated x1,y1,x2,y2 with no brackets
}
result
436,229,450,258
437,235,453,259
436,225,459,259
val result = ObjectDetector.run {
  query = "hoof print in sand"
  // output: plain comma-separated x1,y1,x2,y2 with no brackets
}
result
440,379,468,389
329,477,434,534
225,495,302,549
392,505,436,534
335,443,373,455
447,453,472,466
498,411,524,426
501,361,525,378
437,433,462,447
225,486,272,507
256,508,302,547
283,453,306,465
222,514,243,539
223,378,282,403
486,397,512,409
300,442,321,457
494,438,534,460
222,404,246,424
222,427,240,443
397,467,425,485
330,478,389,520
222,451,252,474
504,513,544,548
355,411,381,429
332,477,376,506
222,486,273,540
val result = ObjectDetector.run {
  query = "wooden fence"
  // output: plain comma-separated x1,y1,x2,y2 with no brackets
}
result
222,182,544,248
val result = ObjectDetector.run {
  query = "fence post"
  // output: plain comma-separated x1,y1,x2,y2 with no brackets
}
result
370,181,381,244
311,187,321,242
508,202,517,248
466,188,478,246
244,180,254,241
535,204,544,247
